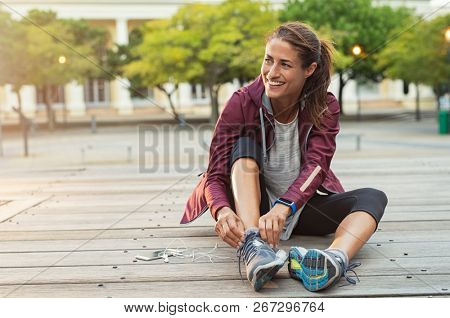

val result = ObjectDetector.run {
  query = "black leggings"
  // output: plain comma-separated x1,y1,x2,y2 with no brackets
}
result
228,136,388,235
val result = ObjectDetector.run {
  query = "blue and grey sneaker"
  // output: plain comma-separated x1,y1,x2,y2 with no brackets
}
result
288,246,308,277
237,228,288,291
289,248,361,292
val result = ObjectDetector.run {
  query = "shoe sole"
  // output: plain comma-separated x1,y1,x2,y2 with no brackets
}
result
251,250,288,291
289,248,339,292
288,246,307,276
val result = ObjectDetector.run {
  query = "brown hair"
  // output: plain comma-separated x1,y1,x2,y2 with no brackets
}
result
267,22,334,128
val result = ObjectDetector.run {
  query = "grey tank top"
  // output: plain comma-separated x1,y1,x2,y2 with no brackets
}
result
263,111,303,240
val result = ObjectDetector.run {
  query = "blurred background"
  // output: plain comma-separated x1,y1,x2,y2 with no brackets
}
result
0,0,449,160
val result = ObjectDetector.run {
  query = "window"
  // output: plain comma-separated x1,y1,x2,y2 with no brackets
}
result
84,78,110,107
36,85,65,104
131,86,154,100
191,84,208,100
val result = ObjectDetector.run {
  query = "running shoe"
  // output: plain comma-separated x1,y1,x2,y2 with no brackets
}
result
237,229,288,291
288,248,361,292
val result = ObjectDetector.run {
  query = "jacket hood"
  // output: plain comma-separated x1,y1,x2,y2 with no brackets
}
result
245,75,266,110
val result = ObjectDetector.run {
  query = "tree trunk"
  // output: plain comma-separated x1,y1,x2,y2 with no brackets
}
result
166,92,179,123
156,84,180,123
338,72,346,115
14,87,23,125
415,83,421,122
44,86,55,130
209,84,220,124
13,86,29,157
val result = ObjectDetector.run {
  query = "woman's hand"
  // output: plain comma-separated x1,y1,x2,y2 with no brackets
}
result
259,204,290,248
215,207,245,248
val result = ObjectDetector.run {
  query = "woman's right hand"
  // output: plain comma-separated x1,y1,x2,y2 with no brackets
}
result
214,207,245,248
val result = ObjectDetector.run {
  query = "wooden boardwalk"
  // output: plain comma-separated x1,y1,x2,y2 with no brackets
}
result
0,156,449,298
0,119,449,298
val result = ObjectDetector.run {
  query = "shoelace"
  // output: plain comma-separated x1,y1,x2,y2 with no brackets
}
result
341,261,361,285
236,231,262,281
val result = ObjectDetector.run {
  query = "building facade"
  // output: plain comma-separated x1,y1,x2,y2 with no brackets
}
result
0,0,448,122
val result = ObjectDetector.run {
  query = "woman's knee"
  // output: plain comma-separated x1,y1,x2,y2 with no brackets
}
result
366,188,388,206
354,187,388,222
231,157,260,175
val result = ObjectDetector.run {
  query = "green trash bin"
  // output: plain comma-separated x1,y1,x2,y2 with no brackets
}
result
438,110,449,134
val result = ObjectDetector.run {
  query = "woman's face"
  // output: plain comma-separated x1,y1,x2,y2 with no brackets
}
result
261,38,316,108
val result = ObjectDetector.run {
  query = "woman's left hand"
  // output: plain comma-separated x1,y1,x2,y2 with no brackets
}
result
259,204,290,248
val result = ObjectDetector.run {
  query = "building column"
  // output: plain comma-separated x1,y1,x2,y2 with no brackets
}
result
65,81,86,116
3,85,17,114
19,85,37,118
178,83,193,108
111,18,133,115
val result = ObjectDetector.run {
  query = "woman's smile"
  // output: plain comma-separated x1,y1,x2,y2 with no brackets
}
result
261,38,309,110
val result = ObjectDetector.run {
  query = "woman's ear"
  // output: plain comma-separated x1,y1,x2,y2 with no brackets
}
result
305,62,317,78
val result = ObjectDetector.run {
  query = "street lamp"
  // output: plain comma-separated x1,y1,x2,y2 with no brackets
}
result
352,45,363,121
57,55,68,126
352,44,362,57
445,26,450,43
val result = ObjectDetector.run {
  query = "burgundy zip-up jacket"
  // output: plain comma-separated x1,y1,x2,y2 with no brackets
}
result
180,75,344,224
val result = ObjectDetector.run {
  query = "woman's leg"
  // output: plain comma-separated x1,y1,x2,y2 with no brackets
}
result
231,157,261,229
289,188,387,291
293,188,387,260
328,211,376,260
228,136,270,230
229,137,287,291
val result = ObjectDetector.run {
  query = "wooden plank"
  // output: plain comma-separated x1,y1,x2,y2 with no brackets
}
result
1,209,448,232
1,274,448,298
0,226,216,241
0,225,447,242
0,256,449,286
0,237,449,258
0,196,51,223
17,202,450,215
0,245,449,269
377,220,450,232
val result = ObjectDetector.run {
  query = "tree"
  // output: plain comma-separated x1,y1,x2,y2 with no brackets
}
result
0,11,33,155
0,11,32,117
22,10,107,130
125,0,277,124
377,14,450,120
280,0,412,113
123,20,196,122
175,0,278,123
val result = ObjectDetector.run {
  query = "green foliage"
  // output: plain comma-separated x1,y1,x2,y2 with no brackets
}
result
0,9,108,128
124,19,198,88
377,14,450,98
23,10,105,87
0,11,31,90
124,0,278,122
280,0,413,110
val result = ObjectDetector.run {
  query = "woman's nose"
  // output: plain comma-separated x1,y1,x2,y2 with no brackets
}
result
267,64,280,78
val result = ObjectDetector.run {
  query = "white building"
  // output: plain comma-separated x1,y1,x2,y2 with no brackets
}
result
0,0,448,122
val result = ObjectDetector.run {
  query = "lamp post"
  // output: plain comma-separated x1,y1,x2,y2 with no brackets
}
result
352,44,363,121
58,55,68,127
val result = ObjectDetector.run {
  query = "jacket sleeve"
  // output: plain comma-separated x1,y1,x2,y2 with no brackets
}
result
204,92,245,221
280,93,341,209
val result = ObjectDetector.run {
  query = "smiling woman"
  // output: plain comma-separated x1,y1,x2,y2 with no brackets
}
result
182,22,387,293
